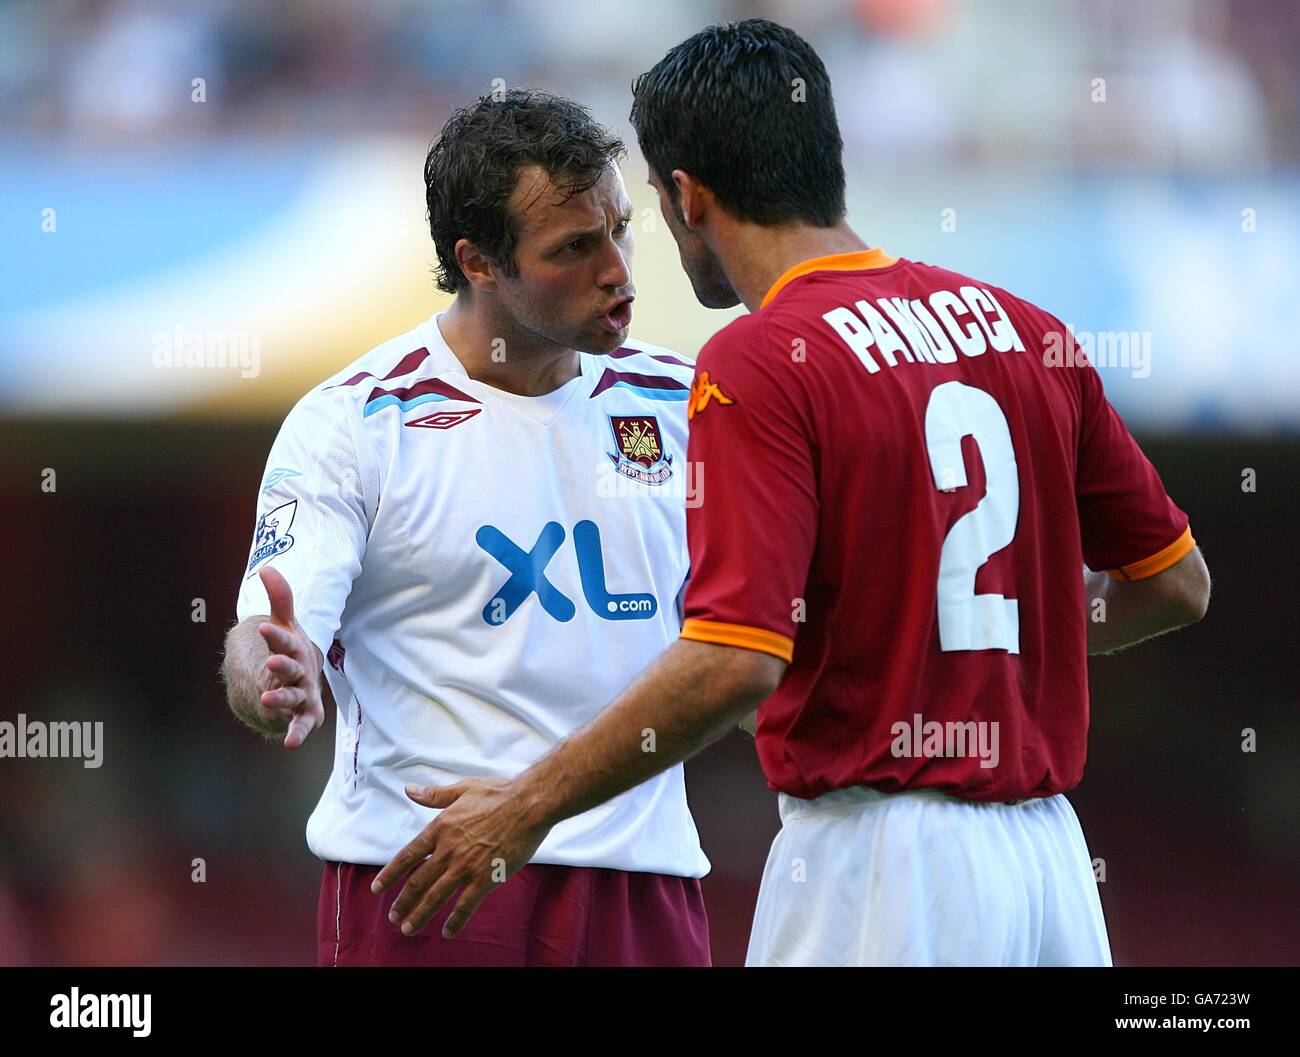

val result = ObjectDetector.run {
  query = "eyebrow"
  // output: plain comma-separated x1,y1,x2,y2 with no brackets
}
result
549,207,634,248
552,222,603,245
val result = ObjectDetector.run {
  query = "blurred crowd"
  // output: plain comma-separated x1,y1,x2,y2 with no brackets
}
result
1,0,1297,170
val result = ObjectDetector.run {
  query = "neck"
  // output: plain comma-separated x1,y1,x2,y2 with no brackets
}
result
716,219,868,312
438,296,581,397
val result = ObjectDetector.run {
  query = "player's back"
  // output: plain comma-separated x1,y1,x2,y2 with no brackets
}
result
680,249,1192,802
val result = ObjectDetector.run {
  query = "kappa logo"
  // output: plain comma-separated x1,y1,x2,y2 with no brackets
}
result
687,370,735,420
607,415,672,485
246,499,297,577
406,407,482,430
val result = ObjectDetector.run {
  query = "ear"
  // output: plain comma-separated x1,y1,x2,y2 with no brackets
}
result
454,237,498,293
670,169,708,231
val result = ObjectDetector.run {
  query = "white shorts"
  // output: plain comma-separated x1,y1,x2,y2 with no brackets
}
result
745,785,1112,966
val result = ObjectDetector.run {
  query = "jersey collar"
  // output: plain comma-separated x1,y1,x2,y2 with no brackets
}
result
424,310,593,428
760,247,899,310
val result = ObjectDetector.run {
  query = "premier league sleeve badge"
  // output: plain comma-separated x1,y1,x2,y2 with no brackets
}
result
246,499,298,577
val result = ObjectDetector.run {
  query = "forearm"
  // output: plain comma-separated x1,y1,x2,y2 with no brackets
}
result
221,617,326,736
221,618,284,736
514,639,775,830
1083,562,1204,655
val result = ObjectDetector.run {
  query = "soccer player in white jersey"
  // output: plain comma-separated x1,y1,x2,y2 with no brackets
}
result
220,90,711,966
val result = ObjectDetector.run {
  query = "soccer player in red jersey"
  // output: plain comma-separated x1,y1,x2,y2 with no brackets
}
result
373,20,1211,965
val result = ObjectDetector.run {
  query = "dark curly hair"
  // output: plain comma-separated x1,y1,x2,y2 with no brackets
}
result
424,89,626,294
631,18,845,228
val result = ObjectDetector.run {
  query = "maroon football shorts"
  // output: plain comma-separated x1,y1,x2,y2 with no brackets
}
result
317,859,711,967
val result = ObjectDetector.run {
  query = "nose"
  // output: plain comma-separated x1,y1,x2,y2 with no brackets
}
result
596,231,633,291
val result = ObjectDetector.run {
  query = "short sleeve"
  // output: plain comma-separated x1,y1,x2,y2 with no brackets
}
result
235,388,374,658
1075,363,1193,580
679,319,817,662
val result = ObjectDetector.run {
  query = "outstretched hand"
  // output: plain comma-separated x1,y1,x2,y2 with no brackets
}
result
255,565,325,749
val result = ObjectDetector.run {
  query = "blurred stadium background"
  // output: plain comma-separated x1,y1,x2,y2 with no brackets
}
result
0,0,1296,965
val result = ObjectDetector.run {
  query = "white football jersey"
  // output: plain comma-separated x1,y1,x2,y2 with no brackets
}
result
235,311,709,877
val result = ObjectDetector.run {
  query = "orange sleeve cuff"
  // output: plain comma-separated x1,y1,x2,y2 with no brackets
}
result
680,618,795,663
1107,525,1195,582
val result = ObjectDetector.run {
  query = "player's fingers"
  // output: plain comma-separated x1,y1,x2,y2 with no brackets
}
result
441,881,493,940
386,847,450,922
283,708,320,750
405,781,470,809
371,825,440,894
397,869,465,937
265,653,305,685
260,566,296,627
260,685,307,712
255,666,285,693
258,622,300,658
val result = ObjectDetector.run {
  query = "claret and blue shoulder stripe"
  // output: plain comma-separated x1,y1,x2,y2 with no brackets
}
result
362,377,479,417
606,345,694,370
590,368,690,402
325,346,431,391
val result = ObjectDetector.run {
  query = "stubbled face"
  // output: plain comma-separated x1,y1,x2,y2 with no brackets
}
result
648,168,739,310
492,163,637,354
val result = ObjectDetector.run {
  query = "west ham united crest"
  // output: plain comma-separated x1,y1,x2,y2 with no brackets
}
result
607,415,673,485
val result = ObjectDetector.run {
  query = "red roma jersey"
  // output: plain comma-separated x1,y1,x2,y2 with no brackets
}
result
679,248,1193,802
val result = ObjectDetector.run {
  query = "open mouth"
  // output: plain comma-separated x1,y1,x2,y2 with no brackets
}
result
600,297,634,332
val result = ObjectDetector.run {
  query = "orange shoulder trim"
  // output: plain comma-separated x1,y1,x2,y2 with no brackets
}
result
1107,525,1196,582
680,618,794,663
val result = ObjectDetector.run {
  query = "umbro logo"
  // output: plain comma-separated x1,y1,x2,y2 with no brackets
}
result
262,466,302,491
406,408,482,430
